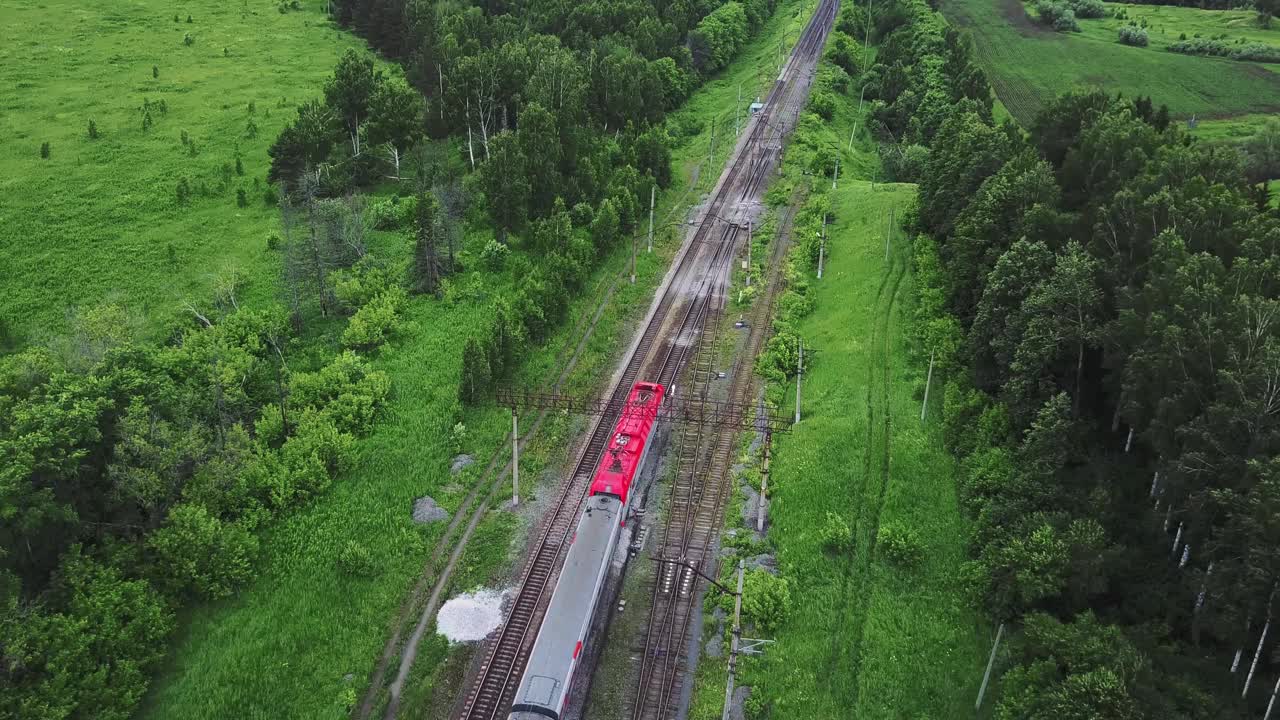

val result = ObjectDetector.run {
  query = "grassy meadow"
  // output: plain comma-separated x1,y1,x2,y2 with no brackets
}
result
1081,2,1280,51
939,0,1280,124
0,0,365,343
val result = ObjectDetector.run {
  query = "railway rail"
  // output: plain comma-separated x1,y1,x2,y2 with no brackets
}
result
453,2,835,717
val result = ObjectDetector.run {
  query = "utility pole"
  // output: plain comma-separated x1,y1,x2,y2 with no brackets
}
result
631,231,637,285
511,409,520,506
758,432,771,532
975,623,1005,711
746,220,753,287
647,185,656,253
709,118,717,169
817,215,827,280
921,351,935,421
736,82,743,136
832,156,839,190
794,339,803,424
721,560,746,720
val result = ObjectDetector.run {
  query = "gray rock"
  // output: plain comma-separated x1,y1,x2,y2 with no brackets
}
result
740,484,761,527
745,553,777,574
412,496,450,524
343,673,354,683
705,634,723,658
450,454,475,475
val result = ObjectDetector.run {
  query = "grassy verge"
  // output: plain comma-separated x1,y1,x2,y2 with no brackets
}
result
938,0,1280,124
0,0,367,342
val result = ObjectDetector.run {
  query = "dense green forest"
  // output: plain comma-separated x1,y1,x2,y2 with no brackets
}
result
871,0,1280,715
0,0,783,717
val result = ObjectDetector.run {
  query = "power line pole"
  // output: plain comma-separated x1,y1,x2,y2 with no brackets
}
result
746,220,753,287
757,432,771,532
885,205,894,262
832,156,839,190
647,184,656,253
921,351,935,421
794,339,803,424
736,82,743,136
975,622,1005,711
631,230,637,285
817,214,827,280
721,560,746,720
511,409,520,506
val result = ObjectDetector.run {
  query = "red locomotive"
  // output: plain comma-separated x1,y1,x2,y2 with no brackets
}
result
509,382,665,720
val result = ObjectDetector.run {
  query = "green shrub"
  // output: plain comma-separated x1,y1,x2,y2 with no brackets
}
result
236,188,248,207
1070,0,1105,19
878,523,925,568
149,504,259,599
341,286,407,351
741,570,792,632
809,90,837,120
290,350,392,434
1118,25,1149,47
87,119,98,139
819,512,854,552
336,541,379,577
183,32,194,46
152,64,159,79
368,194,414,230
1035,0,1079,31
479,238,510,270
40,141,50,159
1169,38,1280,62
176,177,192,205
450,421,468,453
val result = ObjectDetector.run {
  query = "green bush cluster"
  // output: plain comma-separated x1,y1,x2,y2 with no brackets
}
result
368,194,415,230
1035,0,1080,32
877,523,925,568
1168,37,1280,62
819,512,854,553
1118,24,1149,46
0,301,393,717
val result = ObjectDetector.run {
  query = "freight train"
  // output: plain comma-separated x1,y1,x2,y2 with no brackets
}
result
508,381,666,720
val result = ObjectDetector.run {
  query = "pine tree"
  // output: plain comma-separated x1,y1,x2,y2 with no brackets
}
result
459,336,491,404
410,181,441,296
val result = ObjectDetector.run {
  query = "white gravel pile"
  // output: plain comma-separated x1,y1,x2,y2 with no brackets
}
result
436,588,509,643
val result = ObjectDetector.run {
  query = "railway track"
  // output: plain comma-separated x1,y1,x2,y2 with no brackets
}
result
629,0,837,716
454,3,835,718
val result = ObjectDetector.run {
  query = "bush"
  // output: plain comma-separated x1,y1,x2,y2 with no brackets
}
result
1118,25,1149,46
341,286,407,351
40,141,50,159
1035,0,1079,31
183,32,194,46
741,570,792,632
809,90,837,121
236,188,248,207
176,177,192,205
819,512,854,552
1169,38,1280,62
878,523,925,567
87,119,98,139
336,541,379,577
368,195,414,230
1070,0,1105,18
289,351,391,434
450,421,468,453
881,143,931,182
479,238,510,271
149,504,259,599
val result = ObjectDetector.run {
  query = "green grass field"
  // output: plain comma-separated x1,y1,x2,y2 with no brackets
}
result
1080,2,1280,52
0,0,365,343
939,0,1280,124
728,179,990,718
